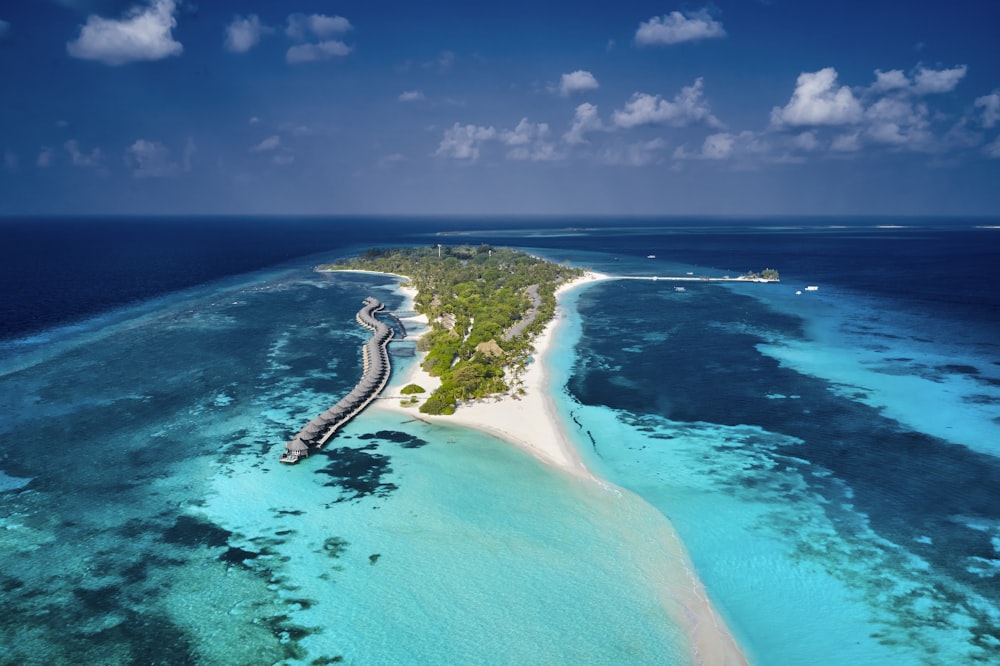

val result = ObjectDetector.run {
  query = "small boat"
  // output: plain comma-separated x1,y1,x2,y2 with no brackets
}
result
805,285,819,291
674,286,686,292
647,255,656,259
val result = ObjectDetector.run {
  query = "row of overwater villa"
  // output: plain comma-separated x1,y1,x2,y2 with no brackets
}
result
280,296,395,464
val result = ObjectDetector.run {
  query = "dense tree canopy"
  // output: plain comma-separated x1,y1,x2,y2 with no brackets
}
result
322,245,582,414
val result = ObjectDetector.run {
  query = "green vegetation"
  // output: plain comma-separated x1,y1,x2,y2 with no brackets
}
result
743,268,780,281
322,245,582,414
400,384,425,395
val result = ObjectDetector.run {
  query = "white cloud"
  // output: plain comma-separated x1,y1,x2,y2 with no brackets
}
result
687,131,769,161
0,19,11,40
871,69,910,93
434,123,497,160
249,135,295,164
66,0,182,66
976,91,1000,128
864,97,932,148
250,135,281,152
125,139,182,177
64,139,102,166
635,10,725,46
869,65,966,96
248,116,261,125
500,119,559,161
286,40,352,63
283,13,352,64
500,119,543,146
286,13,352,41
37,147,54,168
913,65,966,94
564,103,604,145
700,133,735,160
399,90,425,102
225,14,271,53
557,70,599,97
770,67,863,127
612,79,721,129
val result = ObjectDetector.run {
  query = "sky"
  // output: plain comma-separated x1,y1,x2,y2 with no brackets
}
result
1,0,999,217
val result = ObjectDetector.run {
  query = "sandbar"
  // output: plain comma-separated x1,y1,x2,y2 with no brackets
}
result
370,269,748,666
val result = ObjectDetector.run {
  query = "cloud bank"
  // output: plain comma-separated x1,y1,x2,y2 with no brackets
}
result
613,79,721,129
434,123,497,160
284,13,353,64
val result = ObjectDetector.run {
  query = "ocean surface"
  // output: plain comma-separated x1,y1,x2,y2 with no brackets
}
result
1,217,999,664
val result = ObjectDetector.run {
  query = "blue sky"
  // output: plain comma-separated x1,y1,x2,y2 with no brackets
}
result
1,0,999,216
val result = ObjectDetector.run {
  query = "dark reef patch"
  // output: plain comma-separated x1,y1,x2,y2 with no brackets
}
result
163,515,231,548
316,444,398,502
323,537,349,558
73,585,121,613
220,546,261,566
357,429,429,448
262,613,322,648
285,597,316,610
936,364,981,376
964,394,1000,405
1,577,25,593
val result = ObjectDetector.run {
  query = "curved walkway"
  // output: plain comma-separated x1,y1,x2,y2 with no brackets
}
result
280,297,395,464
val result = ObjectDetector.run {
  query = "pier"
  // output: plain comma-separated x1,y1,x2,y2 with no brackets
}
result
280,297,396,464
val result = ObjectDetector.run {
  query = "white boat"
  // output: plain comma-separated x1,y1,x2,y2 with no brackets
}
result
647,254,656,259
805,285,819,291
674,286,686,292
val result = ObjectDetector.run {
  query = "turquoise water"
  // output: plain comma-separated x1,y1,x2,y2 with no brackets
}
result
4,223,1000,665
547,257,1000,664
0,264,690,664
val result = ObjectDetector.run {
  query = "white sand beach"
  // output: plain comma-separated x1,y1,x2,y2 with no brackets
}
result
378,271,607,477
373,270,748,666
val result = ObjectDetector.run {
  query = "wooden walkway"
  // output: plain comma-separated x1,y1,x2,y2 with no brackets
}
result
280,297,396,464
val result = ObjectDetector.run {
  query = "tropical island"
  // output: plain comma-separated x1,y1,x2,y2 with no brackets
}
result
320,245,583,415
740,268,780,282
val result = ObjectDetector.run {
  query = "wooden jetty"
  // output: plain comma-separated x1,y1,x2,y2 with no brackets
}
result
280,297,396,464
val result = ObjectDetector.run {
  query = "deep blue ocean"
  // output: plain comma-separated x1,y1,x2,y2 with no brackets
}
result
1,217,999,665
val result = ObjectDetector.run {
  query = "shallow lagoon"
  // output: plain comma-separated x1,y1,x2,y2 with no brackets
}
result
2,220,999,664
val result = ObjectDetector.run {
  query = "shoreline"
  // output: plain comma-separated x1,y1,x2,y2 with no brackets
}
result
369,269,749,666
377,271,607,478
